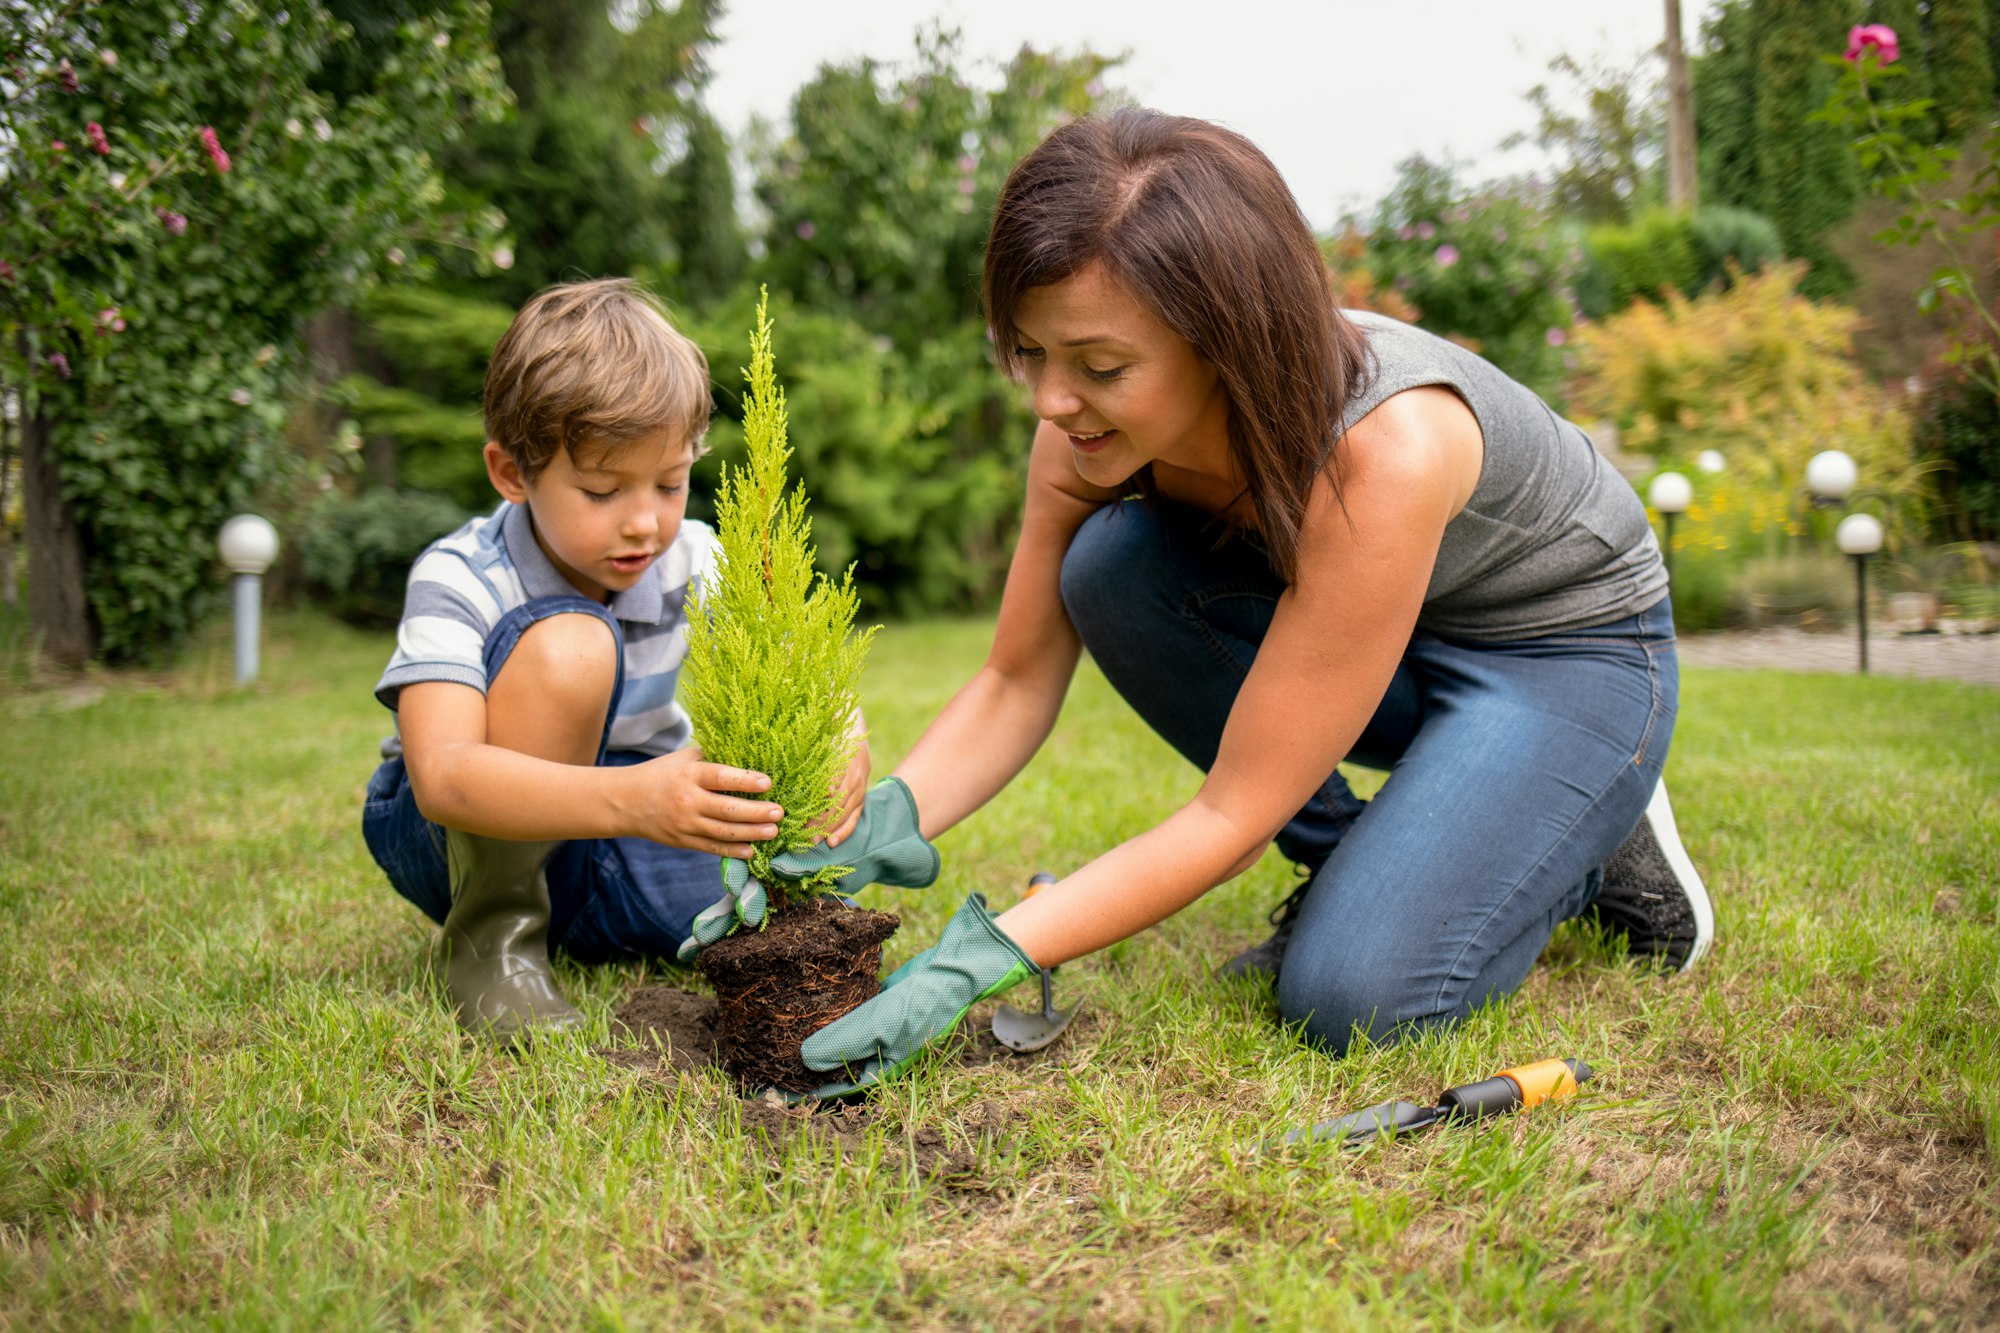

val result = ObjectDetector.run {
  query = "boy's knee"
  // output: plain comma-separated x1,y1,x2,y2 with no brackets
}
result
495,611,618,716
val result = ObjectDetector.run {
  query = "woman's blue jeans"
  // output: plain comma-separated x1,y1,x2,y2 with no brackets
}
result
1060,500,1678,1055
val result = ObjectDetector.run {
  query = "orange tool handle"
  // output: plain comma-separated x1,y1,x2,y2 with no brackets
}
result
1496,1057,1588,1108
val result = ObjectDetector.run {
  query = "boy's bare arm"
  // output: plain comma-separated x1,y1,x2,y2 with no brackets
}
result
398,681,782,857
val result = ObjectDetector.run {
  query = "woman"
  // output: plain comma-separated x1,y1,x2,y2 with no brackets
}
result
776,108,1712,1094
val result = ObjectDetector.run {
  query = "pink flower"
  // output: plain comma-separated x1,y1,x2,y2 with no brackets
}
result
796,220,817,240
156,207,187,235
1845,24,1898,63
199,125,230,173
46,352,71,379
51,140,67,153
96,306,126,334
957,177,976,196
57,58,79,93
1416,220,1437,241
1396,225,1414,241
1434,244,1460,268
1545,326,1568,347
86,121,109,156
956,153,977,173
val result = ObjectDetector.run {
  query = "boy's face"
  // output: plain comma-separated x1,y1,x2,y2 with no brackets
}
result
485,430,698,604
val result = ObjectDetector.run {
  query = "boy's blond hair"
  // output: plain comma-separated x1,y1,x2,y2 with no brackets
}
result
482,278,711,479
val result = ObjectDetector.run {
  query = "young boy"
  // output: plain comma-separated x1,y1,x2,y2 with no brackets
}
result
361,279,865,1045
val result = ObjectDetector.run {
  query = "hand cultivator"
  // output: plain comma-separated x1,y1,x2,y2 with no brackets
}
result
990,873,1079,1053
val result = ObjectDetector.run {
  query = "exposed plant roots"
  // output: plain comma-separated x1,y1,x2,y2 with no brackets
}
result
697,897,899,1092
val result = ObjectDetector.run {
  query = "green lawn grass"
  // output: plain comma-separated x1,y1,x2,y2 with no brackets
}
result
1,608,1996,1329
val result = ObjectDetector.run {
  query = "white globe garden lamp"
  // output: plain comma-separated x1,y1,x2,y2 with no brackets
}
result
1835,512,1884,675
1697,449,1726,474
217,514,279,684
1647,471,1693,584
1806,450,1858,505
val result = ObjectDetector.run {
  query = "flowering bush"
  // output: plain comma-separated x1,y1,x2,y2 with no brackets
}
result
1357,157,1580,398
1571,264,1931,554
1,0,503,662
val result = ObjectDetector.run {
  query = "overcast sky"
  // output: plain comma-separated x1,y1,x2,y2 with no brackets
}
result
704,1,1722,230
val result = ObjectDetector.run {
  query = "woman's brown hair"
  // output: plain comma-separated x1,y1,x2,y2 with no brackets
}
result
983,108,1370,581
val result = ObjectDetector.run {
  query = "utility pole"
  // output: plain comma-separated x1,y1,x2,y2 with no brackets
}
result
1666,0,1699,212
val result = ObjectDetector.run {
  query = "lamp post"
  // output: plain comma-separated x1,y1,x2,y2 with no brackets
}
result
217,514,279,685
1836,513,1883,675
1805,449,1858,508
1648,471,1693,585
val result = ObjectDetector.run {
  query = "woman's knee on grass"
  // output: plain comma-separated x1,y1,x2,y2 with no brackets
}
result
486,612,619,764
1275,947,1459,1058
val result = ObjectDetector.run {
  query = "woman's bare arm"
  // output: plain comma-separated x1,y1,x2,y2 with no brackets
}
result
994,388,1481,963
890,421,1120,837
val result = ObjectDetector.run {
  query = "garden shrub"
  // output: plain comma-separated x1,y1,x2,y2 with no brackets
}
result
1690,206,1785,292
300,489,471,627
686,288,1019,618
1584,209,1700,314
1913,370,2000,543
1570,264,1929,548
1360,157,1579,399
1731,550,1856,628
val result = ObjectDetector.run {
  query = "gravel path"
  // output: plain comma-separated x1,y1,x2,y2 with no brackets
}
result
1678,627,2000,689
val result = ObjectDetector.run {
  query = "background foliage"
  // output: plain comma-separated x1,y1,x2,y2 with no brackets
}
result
7,0,1998,662
2,0,504,661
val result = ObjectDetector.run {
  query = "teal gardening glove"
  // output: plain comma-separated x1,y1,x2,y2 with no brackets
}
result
676,858,768,963
796,892,1037,1096
768,776,940,893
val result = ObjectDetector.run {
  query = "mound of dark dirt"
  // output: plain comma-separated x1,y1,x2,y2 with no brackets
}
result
604,988,722,1075
696,899,900,1093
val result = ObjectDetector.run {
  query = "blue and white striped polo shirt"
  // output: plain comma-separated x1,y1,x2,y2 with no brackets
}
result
375,500,718,759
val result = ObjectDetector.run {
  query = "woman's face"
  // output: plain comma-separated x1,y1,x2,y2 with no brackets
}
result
1010,262,1232,488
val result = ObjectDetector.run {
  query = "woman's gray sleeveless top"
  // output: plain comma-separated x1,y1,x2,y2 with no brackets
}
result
1335,311,1667,640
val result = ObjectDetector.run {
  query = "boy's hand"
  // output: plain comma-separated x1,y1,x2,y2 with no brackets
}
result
824,741,872,847
634,746,783,858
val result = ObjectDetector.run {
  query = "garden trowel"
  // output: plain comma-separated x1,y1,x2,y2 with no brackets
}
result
991,873,1078,1053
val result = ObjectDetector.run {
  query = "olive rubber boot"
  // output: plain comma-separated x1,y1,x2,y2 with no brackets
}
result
433,829,584,1047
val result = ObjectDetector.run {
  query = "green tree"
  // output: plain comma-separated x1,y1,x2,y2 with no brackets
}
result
451,0,738,303
1927,0,1997,139
1507,52,1664,225
748,30,1116,612
681,294,874,895
1696,0,1861,295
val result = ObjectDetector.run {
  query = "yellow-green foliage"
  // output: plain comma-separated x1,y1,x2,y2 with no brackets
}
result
680,291,878,894
1569,263,1932,548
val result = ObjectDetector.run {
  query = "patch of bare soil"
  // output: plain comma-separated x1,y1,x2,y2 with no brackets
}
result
605,990,1090,1079
1784,1125,1999,1326
605,987,721,1075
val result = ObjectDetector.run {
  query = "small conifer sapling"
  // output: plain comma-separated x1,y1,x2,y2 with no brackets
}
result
680,289,879,912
